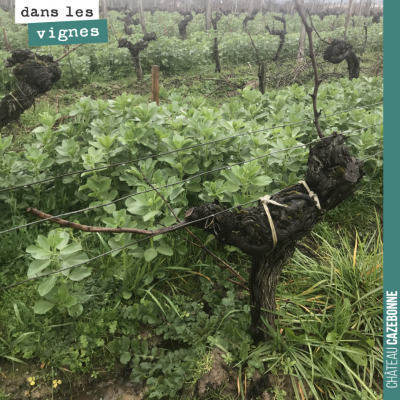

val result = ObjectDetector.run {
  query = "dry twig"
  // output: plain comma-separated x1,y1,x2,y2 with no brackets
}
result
294,0,324,139
157,15,182,39
308,11,330,44
135,163,248,286
55,44,84,62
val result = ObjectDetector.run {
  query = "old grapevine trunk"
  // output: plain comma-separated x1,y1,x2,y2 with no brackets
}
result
266,15,286,62
185,133,364,341
323,39,360,80
178,13,193,40
0,50,61,128
118,33,157,80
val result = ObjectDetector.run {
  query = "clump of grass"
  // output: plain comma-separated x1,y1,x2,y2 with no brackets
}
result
0,390,10,400
185,350,214,389
241,217,383,400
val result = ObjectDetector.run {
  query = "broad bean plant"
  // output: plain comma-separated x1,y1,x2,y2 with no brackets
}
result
0,9,383,91
0,75,383,316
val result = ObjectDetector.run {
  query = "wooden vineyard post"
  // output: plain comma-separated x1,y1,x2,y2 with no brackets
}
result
3,28,11,51
206,0,212,31
259,62,266,94
297,0,306,63
151,65,160,106
214,37,221,73
138,0,147,34
248,0,254,15
344,0,354,41
364,0,372,16
103,0,108,17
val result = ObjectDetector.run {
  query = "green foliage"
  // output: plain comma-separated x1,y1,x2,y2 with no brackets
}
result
266,381,287,400
0,17,384,398
25,229,90,316
0,9,383,91
130,347,196,399
237,224,383,400
0,390,10,400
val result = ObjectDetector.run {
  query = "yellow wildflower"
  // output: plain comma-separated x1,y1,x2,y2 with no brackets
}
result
53,379,61,388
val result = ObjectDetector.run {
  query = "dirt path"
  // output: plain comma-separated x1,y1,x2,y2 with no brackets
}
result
0,361,147,400
70,376,145,400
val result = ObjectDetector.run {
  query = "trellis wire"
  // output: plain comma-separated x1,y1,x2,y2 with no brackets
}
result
0,102,383,194
0,147,384,293
0,122,383,236
0,198,255,291
0,38,382,99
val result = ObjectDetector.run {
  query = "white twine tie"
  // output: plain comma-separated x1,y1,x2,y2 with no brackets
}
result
298,180,321,210
259,195,287,250
259,181,321,249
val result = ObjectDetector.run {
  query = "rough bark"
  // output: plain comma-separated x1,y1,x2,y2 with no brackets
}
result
185,132,364,341
118,12,141,35
118,33,157,80
243,10,257,29
323,39,360,80
361,23,368,55
211,11,222,30
259,61,266,94
266,15,286,61
0,50,61,128
178,13,193,40
214,37,221,73
372,13,381,24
